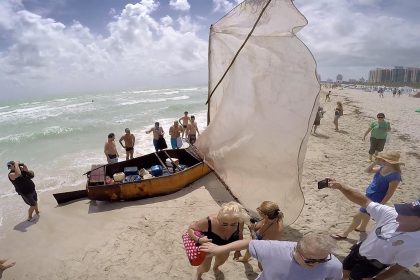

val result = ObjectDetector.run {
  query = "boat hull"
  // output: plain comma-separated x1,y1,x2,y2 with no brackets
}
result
86,148,211,201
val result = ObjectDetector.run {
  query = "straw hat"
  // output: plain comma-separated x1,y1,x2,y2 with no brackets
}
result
376,151,404,165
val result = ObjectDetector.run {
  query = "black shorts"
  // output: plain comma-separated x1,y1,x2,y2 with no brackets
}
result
183,125,187,129
21,191,38,206
369,137,386,155
125,147,134,152
343,243,389,280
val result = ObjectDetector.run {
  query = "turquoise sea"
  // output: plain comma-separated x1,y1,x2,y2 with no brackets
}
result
0,86,208,233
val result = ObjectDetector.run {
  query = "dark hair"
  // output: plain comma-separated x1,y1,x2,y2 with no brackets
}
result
377,113,385,118
191,115,195,119
155,122,159,126
108,133,115,138
184,111,188,114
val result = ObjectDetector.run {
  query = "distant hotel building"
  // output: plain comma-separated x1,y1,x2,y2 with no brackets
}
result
368,66,420,84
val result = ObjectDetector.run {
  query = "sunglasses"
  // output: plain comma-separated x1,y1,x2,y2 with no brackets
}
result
377,116,384,119
295,246,331,264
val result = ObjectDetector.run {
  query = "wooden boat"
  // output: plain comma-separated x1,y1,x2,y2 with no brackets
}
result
53,147,211,204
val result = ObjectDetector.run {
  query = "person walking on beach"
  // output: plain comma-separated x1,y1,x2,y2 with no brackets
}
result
146,122,166,152
392,88,397,97
325,91,331,102
179,111,190,139
378,88,384,98
104,133,119,164
235,201,284,266
188,202,247,280
119,128,135,160
7,161,39,221
169,121,183,149
331,151,402,240
363,113,391,162
333,101,343,131
312,106,326,135
186,115,199,145
200,233,342,280
326,179,420,280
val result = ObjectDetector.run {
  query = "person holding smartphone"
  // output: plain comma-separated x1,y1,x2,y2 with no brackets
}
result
7,161,39,221
330,151,402,240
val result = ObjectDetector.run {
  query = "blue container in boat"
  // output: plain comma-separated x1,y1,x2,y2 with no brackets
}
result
124,166,138,176
150,165,163,177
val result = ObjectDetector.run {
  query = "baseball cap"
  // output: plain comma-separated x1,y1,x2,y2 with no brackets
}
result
394,200,420,217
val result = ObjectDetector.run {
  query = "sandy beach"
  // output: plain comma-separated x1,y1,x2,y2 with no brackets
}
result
1,88,419,280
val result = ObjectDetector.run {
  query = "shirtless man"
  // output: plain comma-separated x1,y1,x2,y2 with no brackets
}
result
169,121,183,149
186,115,199,145
146,122,165,152
104,133,119,164
179,111,191,139
119,128,135,160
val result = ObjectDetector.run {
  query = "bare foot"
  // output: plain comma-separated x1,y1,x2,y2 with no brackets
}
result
27,217,33,222
0,260,16,271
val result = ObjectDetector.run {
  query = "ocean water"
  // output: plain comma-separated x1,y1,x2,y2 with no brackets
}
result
0,86,208,233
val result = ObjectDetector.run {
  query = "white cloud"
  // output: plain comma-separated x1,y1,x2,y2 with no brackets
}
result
169,0,190,11
296,0,420,80
0,0,207,99
212,0,241,13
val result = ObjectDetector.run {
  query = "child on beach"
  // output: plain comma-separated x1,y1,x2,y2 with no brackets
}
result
333,102,343,131
331,151,402,240
187,202,248,280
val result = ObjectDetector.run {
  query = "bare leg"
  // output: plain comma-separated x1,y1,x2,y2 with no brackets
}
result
34,202,40,215
356,213,370,232
341,212,364,237
194,256,212,280
236,250,251,262
213,252,229,274
313,125,318,134
28,206,36,221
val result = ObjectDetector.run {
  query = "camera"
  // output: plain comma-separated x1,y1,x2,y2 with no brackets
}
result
317,178,329,189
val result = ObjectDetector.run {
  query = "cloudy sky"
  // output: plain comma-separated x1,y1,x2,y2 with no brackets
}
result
1,0,419,101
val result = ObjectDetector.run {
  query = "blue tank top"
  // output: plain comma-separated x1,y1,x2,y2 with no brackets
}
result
366,167,401,202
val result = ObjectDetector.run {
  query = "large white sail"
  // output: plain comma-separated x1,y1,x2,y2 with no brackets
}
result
196,0,320,225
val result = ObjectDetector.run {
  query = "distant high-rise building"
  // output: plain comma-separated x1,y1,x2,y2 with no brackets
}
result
368,66,420,84
336,74,343,83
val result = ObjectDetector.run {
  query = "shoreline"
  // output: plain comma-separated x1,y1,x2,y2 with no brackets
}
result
0,88,419,279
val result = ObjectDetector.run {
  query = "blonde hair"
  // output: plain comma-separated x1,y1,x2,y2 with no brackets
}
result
217,201,249,223
257,201,284,220
299,233,336,255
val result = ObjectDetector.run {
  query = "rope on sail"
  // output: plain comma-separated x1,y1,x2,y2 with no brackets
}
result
205,0,273,106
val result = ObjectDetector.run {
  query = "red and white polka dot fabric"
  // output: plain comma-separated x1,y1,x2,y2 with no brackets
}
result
182,231,207,266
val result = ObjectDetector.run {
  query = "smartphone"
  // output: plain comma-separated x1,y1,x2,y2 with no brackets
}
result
317,178,329,189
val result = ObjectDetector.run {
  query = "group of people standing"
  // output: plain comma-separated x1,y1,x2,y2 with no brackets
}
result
187,167,419,280
104,111,200,164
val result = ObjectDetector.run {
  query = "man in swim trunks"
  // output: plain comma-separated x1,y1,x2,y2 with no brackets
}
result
104,133,119,164
179,111,190,139
186,115,199,145
7,161,40,221
169,121,183,149
146,122,165,152
119,128,135,160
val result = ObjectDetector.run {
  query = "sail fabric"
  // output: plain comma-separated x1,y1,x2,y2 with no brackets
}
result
196,0,320,225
